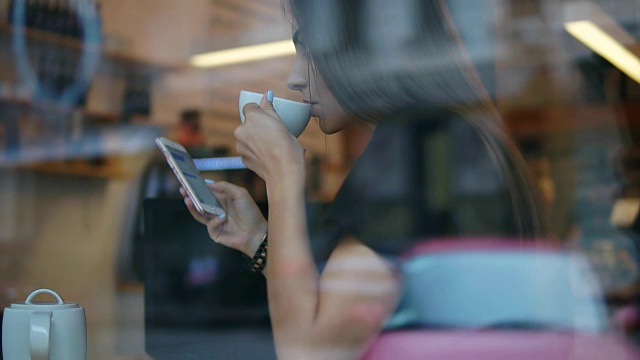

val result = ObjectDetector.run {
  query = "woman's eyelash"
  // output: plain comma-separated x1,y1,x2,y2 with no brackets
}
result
292,30,309,55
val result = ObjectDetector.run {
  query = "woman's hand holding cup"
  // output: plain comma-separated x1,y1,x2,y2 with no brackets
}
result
235,90,310,182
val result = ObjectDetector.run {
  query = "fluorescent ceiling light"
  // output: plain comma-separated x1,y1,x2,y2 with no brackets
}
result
190,40,295,68
564,20,640,83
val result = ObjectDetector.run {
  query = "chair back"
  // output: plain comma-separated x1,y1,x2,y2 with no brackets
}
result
363,238,619,360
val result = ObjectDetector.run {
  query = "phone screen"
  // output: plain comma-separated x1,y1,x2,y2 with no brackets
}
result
167,146,223,209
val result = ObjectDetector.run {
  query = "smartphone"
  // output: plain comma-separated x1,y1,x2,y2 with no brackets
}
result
155,137,225,217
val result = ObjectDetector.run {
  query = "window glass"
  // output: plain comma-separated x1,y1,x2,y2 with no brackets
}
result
1,1,639,359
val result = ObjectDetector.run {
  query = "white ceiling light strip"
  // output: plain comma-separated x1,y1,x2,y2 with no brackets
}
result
190,39,295,68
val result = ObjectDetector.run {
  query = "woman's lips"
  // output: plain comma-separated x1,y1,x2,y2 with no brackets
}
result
304,101,319,117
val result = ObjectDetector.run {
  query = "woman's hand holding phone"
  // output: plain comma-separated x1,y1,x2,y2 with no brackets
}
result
181,180,268,257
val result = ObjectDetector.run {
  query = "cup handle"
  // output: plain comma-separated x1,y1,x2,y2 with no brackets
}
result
30,311,51,360
25,288,64,304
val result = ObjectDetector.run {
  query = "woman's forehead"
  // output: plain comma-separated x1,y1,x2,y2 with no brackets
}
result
282,0,298,28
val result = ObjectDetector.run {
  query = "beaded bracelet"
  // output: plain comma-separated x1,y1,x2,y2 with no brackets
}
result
249,232,268,272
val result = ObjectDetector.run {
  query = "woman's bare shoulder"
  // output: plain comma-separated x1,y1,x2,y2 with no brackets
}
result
325,236,398,274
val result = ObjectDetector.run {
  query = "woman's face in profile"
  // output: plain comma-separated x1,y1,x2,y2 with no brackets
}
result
287,29,352,135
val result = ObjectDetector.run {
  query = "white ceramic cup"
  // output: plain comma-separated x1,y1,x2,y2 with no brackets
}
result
2,288,87,360
238,90,311,137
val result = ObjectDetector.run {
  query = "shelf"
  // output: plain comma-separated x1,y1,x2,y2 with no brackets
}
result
0,95,121,123
0,94,72,112
2,123,164,177
17,158,130,178
0,21,182,72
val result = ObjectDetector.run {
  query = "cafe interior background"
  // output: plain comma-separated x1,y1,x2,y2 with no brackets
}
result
0,0,639,358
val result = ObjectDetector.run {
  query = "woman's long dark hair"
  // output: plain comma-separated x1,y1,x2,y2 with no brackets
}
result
285,0,551,239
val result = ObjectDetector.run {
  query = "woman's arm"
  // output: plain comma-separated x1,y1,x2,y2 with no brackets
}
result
261,159,320,334
263,167,399,359
236,95,400,359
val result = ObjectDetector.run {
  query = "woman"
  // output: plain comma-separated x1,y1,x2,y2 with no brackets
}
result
182,0,548,358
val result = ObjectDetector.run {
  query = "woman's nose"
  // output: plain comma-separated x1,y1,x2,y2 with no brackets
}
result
287,56,308,92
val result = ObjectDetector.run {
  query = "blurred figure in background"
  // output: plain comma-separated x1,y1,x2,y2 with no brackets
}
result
176,108,207,149
182,0,549,358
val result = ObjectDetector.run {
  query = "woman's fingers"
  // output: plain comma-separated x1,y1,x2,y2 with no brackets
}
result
242,102,261,121
203,181,231,209
259,90,278,118
182,186,217,222
206,216,227,243
181,184,230,243
209,180,251,201
242,91,276,121
183,197,212,225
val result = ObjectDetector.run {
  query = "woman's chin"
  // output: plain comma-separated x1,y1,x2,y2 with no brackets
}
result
319,123,340,135
316,118,346,135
